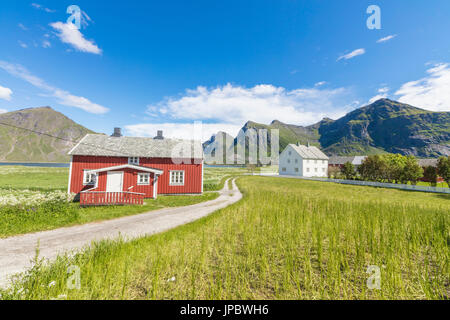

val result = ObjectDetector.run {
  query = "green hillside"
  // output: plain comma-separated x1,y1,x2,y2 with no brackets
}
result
206,99,450,158
0,107,94,163
319,99,450,156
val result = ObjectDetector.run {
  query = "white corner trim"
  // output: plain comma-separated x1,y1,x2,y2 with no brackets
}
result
67,155,73,194
201,160,204,193
153,174,158,199
68,134,90,155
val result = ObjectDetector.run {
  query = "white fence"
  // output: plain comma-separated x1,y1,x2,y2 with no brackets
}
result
255,173,450,194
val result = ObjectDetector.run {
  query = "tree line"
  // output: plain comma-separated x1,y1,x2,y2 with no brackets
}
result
328,154,450,187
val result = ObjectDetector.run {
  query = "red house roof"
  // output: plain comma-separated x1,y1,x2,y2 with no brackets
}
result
69,134,203,159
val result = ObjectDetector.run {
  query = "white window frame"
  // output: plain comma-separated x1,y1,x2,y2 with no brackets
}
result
128,157,140,165
306,168,310,172
287,159,291,164
282,167,286,172
169,170,185,186
137,172,150,185
295,168,299,173
83,170,97,186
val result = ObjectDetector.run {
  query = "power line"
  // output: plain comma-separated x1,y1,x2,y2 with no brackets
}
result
0,121,134,156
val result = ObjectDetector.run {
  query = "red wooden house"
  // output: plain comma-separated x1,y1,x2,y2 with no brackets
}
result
68,129,204,205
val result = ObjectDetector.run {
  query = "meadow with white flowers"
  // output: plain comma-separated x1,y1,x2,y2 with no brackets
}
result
0,189,75,207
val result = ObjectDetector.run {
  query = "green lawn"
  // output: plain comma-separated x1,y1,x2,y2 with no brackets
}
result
412,181,449,188
2,176,448,300
0,166,69,191
0,165,246,238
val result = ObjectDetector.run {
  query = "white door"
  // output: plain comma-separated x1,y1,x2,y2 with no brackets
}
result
106,171,123,192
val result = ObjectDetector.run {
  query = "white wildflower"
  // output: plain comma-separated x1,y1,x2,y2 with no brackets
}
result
0,189,74,206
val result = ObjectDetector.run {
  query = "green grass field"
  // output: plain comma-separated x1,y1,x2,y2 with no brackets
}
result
0,165,247,238
413,181,449,188
0,166,69,191
0,192,219,238
2,176,448,300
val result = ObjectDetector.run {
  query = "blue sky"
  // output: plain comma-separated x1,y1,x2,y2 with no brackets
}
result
0,0,449,140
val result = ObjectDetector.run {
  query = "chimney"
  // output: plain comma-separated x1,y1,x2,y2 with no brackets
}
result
111,127,122,137
154,130,164,140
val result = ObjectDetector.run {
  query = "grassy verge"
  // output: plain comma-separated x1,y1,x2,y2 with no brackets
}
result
203,167,247,191
0,193,219,238
0,166,69,191
2,176,448,300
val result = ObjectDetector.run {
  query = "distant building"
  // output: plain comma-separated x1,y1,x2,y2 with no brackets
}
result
328,156,367,169
417,159,438,168
417,159,444,183
279,144,329,177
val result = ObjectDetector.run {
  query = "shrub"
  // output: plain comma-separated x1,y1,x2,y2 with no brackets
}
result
423,166,438,187
342,161,355,180
437,156,450,187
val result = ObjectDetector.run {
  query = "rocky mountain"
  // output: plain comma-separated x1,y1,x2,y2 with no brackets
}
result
0,107,94,162
204,99,450,159
318,99,449,156
1,100,447,164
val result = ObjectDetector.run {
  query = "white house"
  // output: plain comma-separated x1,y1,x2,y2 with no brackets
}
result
279,144,329,177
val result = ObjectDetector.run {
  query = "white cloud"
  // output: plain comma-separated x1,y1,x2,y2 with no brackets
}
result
145,83,354,127
0,85,12,101
50,22,101,54
18,23,28,31
377,34,397,43
368,87,390,104
395,63,450,111
52,89,108,114
0,109,8,114
315,81,327,87
378,87,389,94
42,40,51,48
0,61,109,114
337,48,366,61
31,3,55,13
125,123,242,141
18,41,28,48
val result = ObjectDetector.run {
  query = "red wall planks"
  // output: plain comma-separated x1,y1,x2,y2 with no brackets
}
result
69,155,203,198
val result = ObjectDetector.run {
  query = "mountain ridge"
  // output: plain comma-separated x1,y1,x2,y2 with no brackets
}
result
204,99,450,158
1,99,448,163
0,106,94,162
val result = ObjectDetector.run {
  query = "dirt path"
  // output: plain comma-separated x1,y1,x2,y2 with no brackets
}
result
0,179,242,287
